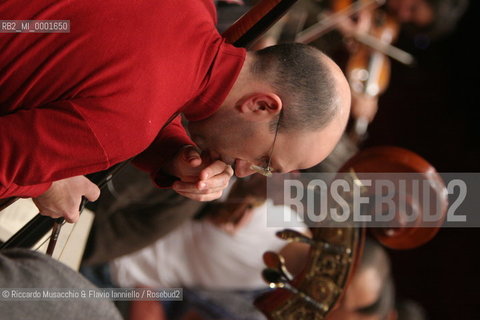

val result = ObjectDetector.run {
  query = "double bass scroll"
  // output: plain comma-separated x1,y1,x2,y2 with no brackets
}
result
254,146,448,319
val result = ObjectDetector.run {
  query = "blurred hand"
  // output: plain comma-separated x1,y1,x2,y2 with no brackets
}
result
209,203,256,235
336,8,373,38
170,145,234,201
351,93,379,122
32,176,100,223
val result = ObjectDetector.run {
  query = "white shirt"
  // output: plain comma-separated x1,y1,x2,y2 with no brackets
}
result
110,200,306,290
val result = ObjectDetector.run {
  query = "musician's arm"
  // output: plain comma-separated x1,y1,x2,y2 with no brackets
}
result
133,115,195,187
0,100,109,200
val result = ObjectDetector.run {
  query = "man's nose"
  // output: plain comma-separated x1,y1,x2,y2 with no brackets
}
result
234,159,257,178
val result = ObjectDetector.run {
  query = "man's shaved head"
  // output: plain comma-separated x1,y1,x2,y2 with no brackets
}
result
250,43,351,133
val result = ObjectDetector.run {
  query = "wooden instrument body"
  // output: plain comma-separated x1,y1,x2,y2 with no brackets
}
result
345,9,399,98
254,146,448,319
255,227,362,319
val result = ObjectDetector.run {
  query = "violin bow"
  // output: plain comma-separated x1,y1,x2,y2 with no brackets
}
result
295,0,385,44
295,0,415,65
222,0,299,47
0,106,185,254
0,161,130,254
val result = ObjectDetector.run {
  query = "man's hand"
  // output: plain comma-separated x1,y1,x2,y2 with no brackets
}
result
32,176,100,223
351,93,379,122
170,145,234,201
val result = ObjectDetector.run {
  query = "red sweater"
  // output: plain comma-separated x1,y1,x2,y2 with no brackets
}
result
0,0,246,198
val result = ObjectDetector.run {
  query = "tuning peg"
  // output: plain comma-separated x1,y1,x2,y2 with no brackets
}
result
276,229,351,255
263,251,293,281
262,268,329,312
276,229,315,245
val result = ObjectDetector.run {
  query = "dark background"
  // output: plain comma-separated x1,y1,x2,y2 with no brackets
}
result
365,1,480,319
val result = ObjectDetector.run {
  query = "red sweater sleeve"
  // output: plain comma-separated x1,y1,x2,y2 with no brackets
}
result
133,116,194,187
0,100,110,198
0,0,245,197
0,182,51,198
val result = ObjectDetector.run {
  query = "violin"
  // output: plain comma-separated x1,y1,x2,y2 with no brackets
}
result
342,4,400,142
295,0,415,143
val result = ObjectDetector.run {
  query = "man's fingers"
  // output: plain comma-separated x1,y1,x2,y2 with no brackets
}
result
172,157,233,202
172,180,226,195
183,145,202,167
51,197,81,223
83,181,101,202
32,175,99,224
199,161,233,180
63,210,80,223
175,190,224,202
172,170,231,193
35,201,80,223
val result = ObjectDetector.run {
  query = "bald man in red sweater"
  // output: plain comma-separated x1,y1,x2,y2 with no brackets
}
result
0,0,350,222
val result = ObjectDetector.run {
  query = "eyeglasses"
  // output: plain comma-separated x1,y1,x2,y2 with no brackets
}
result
250,113,281,177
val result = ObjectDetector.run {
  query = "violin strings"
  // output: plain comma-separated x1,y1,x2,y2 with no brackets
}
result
57,220,78,261
33,235,51,252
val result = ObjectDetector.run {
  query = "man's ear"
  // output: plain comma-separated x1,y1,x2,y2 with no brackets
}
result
237,93,282,121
